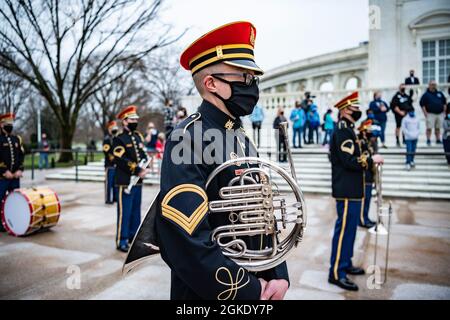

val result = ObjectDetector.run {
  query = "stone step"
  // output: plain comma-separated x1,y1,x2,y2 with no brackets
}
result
270,157,447,164
48,170,450,185
272,177,450,192
256,146,445,153
85,161,450,172
274,162,449,171
58,164,450,180
47,170,450,196
294,186,450,200
270,173,450,185
46,145,450,200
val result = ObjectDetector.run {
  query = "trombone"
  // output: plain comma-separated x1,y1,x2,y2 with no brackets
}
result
368,163,392,285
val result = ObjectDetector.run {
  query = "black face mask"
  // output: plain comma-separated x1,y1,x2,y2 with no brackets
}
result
3,124,13,134
400,88,406,93
350,110,362,122
111,129,118,135
212,76,259,118
127,122,138,132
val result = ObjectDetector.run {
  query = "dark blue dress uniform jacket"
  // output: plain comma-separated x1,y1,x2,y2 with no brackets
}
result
112,130,147,186
0,133,24,178
103,134,115,168
330,120,373,199
156,100,289,300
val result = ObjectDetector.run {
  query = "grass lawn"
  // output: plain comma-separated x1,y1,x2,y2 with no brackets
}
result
24,152,104,170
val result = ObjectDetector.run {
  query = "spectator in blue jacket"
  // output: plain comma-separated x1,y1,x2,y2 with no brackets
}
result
250,104,264,147
420,80,447,145
322,109,334,146
369,91,389,148
289,101,306,148
307,102,321,144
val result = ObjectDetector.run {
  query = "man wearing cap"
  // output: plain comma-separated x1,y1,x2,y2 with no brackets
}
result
103,120,119,204
328,92,384,291
357,119,376,229
113,106,149,252
0,113,24,232
155,21,289,300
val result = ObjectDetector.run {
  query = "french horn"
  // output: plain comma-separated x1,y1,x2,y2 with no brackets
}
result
123,122,306,274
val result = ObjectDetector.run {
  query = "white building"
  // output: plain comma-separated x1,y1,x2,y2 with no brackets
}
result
368,0,450,88
259,0,450,93
261,0,450,93
182,0,450,146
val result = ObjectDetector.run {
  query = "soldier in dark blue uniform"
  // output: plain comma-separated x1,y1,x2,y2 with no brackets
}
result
0,113,24,232
328,92,384,291
155,21,290,300
357,119,376,228
103,120,119,204
113,106,149,252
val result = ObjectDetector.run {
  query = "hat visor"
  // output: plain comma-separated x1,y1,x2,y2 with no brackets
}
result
125,114,139,120
223,60,264,75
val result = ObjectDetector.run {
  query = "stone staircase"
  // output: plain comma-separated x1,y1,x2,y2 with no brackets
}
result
45,146,450,200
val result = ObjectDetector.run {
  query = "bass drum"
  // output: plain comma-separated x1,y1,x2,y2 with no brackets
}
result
1,187,61,236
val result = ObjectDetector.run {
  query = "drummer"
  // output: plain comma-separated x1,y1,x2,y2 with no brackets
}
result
0,113,25,231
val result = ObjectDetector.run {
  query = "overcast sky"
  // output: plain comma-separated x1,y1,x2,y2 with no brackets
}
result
159,0,369,71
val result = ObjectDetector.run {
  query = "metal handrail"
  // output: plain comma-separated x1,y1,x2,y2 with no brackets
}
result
30,148,104,181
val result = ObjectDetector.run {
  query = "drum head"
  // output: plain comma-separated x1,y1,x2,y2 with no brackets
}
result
3,192,31,236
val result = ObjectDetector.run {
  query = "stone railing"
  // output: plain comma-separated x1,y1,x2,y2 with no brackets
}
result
181,83,449,148
182,83,449,115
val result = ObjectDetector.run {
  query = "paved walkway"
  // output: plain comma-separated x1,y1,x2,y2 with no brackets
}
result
0,172,449,299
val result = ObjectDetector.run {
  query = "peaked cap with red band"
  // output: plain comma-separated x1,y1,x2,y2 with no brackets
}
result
334,91,360,110
180,21,263,76
107,120,118,129
0,113,15,123
358,119,373,132
117,105,139,120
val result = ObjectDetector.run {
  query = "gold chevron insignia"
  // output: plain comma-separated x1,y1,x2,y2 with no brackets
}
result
340,139,354,154
113,146,125,157
161,184,208,235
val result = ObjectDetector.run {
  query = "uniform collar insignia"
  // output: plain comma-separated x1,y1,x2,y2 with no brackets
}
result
198,100,241,130
224,119,234,130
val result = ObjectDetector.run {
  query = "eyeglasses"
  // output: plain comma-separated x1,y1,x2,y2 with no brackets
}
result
211,72,260,86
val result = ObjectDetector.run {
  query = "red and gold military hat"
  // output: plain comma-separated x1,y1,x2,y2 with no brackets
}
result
117,105,139,120
358,119,372,132
107,120,118,130
334,92,360,110
0,113,15,123
180,21,263,76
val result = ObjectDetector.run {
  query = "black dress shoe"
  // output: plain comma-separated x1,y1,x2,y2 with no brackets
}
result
359,220,376,228
117,243,129,253
328,277,359,291
346,266,365,275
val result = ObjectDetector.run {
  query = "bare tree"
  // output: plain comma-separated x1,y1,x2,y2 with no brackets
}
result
0,0,184,161
0,67,29,115
143,48,195,107
87,58,153,135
